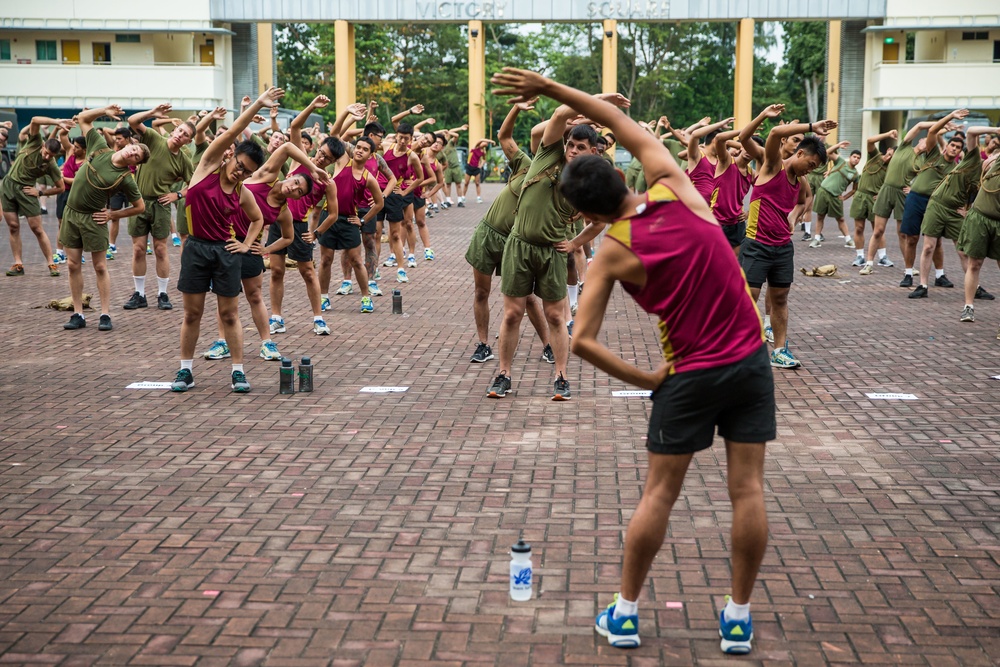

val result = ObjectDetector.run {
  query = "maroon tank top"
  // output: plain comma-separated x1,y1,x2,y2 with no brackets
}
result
185,170,242,242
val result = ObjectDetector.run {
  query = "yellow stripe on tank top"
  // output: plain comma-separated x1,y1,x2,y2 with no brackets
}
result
607,219,632,248
657,320,677,373
745,198,761,240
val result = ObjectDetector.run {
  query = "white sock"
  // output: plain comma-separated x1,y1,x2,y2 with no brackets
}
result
567,284,579,308
803,222,812,234
905,268,913,276
314,315,323,322
171,232,179,239
180,359,193,371
856,250,864,258
966,303,974,309
876,248,886,260
724,598,750,622
865,261,873,267
157,277,168,295
935,268,945,279
764,314,771,328
232,363,244,373
613,595,638,619
134,276,145,296
321,293,329,301
446,197,453,204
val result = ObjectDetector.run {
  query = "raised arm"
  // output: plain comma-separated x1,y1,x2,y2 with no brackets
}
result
196,107,226,144
329,103,367,139
289,95,329,148
966,126,1000,152
391,104,424,129
713,129,740,173
498,99,535,160
128,104,173,135
688,117,733,166
28,116,73,137
414,117,435,132
201,87,284,169
256,142,327,183
765,120,837,174
866,129,898,153
78,105,122,137
739,105,785,164
902,120,936,145
927,109,968,149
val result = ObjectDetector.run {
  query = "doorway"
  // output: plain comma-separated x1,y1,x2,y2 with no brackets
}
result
93,42,111,65
61,40,80,64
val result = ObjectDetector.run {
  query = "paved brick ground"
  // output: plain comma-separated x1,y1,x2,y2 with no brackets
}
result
1,186,998,666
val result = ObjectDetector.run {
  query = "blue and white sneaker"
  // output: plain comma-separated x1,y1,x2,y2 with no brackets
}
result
52,252,66,265
259,339,281,361
424,248,435,261
374,268,381,280
321,296,331,312
764,325,774,344
407,254,417,268
719,603,753,654
594,598,640,648
770,345,801,369
171,234,181,248
368,281,383,296
360,296,374,313
383,254,397,267
313,319,331,335
397,269,409,283
146,243,153,255
336,280,353,295
203,339,231,360
269,315,286,334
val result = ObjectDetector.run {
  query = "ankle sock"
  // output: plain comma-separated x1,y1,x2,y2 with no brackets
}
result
935,268,945,279
232,364,244,373
157,277,169,294
724,598,750,622
134,276,145,296
876,248,886,259
180,359,193,371
613,595,638,619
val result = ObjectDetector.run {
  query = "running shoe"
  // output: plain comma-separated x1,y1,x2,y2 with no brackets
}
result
108,244,117,255
844,238,856,248
52,252,65,265
934,275,955,288
269,315,286,334
260,340,281,360
123,292,148,309
368,281,383,296
770,346,801,369
471,342,494,363
336,280,353,295
477,196,483,204
877,256,894,267
541,344,555,364
570,302,578,316
975,286,995,300
424,248,435,261
98,314,112,331
63,313,86,330
5,264,23,276
360,297,374,313
960,305,975,322
487,373,511,398
397,269,409,283
105,248,115,260
407,255,416,268
457,200,465,208
859,263,874,275
801,232,812,241
321,296,331,312
313,318,331,335
146,243,153,255
171,234,181,248
157,292,173,310
231,370,251,393
719,601,753,655
203,339,231,360
171,368,194,392
374,268,381,280
49,263,60,277
567,320,574,338
908,285,929,299
808,237,822,248
595,598,640,649
851,256,865,267
553,374,571,401
764,325,774,344
384,254,397,267
899,274,913,288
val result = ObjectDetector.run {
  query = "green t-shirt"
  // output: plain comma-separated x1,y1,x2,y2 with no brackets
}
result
440,142,459,170
7,132,61,187
663,138,684,165
971,158,1000,220
191,140,210,167
511,141,578,245
929,149,981,210
857,149,887,195
910,145,956,196
135,125,193,198
482,150,531,236
819,156,858,196
883,142,920,189
67,128,140,213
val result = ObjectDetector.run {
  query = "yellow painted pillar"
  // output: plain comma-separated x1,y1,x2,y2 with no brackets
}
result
826,20,841,144
601,19,618,94
733,18,754,129
256,23,274,93
468,20,486,145
335,20,357,115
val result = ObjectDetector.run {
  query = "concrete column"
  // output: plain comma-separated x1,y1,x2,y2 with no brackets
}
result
733,18,754,129
255,23,274,93
335,20,357,114
826,20,842,144
468,20,486,146
602,20,618,94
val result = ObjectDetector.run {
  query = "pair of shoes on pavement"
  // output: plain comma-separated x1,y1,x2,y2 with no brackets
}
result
123,292,172,310
487,371,570,400
63,313,112,331
171,368,249,393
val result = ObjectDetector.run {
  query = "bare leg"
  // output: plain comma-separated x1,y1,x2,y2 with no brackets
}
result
297,261,323,316
318,245,334,295
542,297,569,378
4,211,23,264
179,292,208,359
902,234,919,270
90,251,111,316
415,207,431,250
918,235,938,287
768,287,790,349
152,236,170,284
348,245,369,296
497,294,528,376
242,274,270,342
525,294,549,345
725,440,768,604
66,248,85,313
269,258,287,316
472,268,493,344
218,295,244,364
388,221,407,267
131,235,148,287
964,256,984,305
25,215,54,263
362,232,377,281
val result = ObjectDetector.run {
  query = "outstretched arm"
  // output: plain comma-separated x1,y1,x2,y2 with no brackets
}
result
764,120,837,175
391,104,424,128
128,104,173,135
902,120,935,145
966,126,1000,152
688,117,733,169
498,99,535,160
867,129,898,153
78,105,123,137
329,103,367,139
200,87,284,170
196,107,226,144
28,116,73,137
927,109,968,149
255,142,327,184
739,104,785,164
713,129,740,173
289,95,329,148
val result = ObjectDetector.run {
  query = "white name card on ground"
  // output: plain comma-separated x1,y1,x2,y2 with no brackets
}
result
360,386,409,393
126,381,173,390
612,390,652,398
992,375,1000,380
866,393,918,400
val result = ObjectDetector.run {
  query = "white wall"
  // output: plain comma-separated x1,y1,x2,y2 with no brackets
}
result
914,30,946,62
871,62,1000,110
885,0,1000,26
945,30,1000,62
0,0,212,25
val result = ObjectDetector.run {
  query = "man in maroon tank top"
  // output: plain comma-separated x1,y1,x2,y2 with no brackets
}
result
492,68,773,655
169,87,284,394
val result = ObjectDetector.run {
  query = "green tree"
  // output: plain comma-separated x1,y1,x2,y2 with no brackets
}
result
777,22,827,122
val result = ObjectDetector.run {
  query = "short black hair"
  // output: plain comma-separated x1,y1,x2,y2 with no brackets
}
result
560,154,629,217
356,136,376,153
797,136,828,165
433,132,446,144
294,172,314,195
567,124,599,147
71,136,87,150
705,128,722,144
300,133,314,146
234,139,266,170
364,121,386,137
604,132,616,146
596,136,608,147
323,136,346,160
750,135,765,147
114,127,133,139
396,122,414,136
44,138,62,155
850,149,862,157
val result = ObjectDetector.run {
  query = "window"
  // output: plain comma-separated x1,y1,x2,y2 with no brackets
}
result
961,31,988,41
36,40,57,61
93,42,111,64
115,34,140,43
0,39,10,61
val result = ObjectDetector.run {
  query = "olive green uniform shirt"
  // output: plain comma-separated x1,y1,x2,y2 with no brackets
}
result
910,145,956,196
510,141,578,245
440,142,459,170
857,149,888,195
971,158,1000,220
819,156,858,196
7,132,61,187
929,149,982,211
482,150,530,236
135,126,193,198
884,142,921,189
67,128,140,212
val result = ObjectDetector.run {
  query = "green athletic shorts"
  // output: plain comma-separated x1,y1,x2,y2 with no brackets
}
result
806,174,824,202
0,178,42,218
465,221,507,276
128,198,172,239
59,206,109,253
872,184,906,220
813,187,844,219
849,191,876,222
445,167,463,185
957,208,1000,260
499,234,567,302
921,200,963,241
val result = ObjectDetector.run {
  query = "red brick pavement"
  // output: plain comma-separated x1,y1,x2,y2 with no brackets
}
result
1,187,998,665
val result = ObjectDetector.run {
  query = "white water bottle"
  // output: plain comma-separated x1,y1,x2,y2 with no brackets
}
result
509,539,532,601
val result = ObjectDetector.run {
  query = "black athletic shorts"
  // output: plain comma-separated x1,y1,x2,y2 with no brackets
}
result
739,238,794,289
109,191,128,211
56,191,69,220
318,215,362,250
721,221,747,248
240,252,265,279
647,344,776,454
413,195,425,211
465,164,482,177
383,193,407,223
267,219,314,263
177,236,242,298
359,208,376,235
901,192,930,236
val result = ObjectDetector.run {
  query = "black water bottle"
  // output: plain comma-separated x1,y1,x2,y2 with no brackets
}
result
298,356,313,393
392,289,403,314
279,358,295,394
